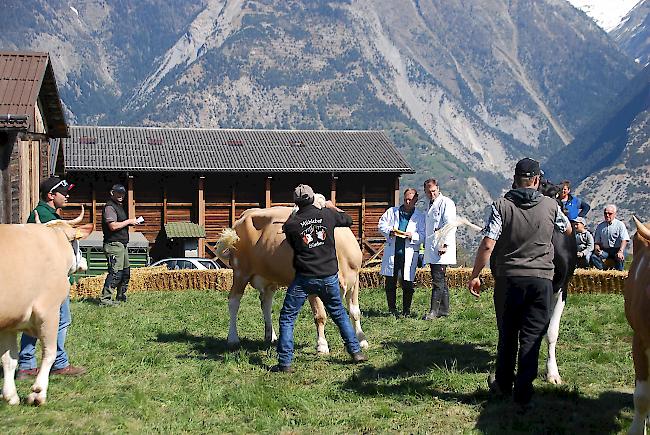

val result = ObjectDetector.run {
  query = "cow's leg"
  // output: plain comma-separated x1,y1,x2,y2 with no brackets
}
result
252,276,278,343
308,295,330,354
0,332,20,405
27,312,59,406
629,337,650,435
545,289,565,384
227,272,250,348
343,278,368,349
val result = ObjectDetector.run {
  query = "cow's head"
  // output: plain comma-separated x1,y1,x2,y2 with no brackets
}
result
44,207,94,275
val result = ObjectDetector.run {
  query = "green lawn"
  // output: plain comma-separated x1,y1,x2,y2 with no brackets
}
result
1,288,637,434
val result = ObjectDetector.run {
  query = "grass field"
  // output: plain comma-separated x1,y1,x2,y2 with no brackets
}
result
0,287,637,434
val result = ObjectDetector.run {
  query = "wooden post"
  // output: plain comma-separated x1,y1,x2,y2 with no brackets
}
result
128,175,135,232
91,185,97,227
163,185,168,225
265,176,272,208
361,183,366,250
393,176,400,207
230,185,236,226
198,176,205,257
330,175,337,205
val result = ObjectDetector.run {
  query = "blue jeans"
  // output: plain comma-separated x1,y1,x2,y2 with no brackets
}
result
18,295,71,371
591,247,625,271
277,274,361,367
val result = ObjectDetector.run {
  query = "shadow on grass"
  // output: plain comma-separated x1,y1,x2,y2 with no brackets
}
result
155,330,306,367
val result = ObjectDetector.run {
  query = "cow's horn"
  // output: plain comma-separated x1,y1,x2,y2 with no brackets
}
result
66,205,85,225
633,216,650,241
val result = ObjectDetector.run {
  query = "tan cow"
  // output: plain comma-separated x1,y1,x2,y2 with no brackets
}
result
215,205,367,354
625,217,650,435
0,209,92,406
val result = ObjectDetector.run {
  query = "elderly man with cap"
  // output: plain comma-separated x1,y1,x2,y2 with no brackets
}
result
17,176,87,379
100,183,140,306
573,217,594,268
271,184,367,373
467,158,571,410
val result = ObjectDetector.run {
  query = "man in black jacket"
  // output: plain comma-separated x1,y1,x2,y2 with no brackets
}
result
101,184,140,306
467,158,571,409
271,184,367,372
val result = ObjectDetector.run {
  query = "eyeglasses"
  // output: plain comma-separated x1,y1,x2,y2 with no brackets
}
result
604,211,614,215
49,179,69,194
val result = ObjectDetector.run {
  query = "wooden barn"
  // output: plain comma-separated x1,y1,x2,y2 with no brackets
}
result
0,51,68,223
55,126,414,260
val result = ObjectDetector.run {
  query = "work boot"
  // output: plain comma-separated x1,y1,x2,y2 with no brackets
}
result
100,286,116,306
15,368,38,380
116,287,128,302
352,352,368,363
385,285,397,316
402,288,414,317
422,290,442,320
51,365,87,377
269,365,294,373
438,290,450,317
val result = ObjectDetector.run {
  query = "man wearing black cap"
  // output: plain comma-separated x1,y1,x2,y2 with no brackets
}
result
17,176,87,379
467,158,571,410
100,184,140,306
271,184,367,372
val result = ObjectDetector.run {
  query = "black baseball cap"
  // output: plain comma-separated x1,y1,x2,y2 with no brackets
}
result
514,158,541,177
40,176,72,195
111,184,126,194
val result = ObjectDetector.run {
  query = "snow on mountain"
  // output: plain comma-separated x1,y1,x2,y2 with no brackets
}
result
566,0,642,31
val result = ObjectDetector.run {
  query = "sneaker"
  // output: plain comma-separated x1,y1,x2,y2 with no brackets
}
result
99,299,119,307
269,365,294,373
352,352,368,363
16,368,38,380
51,365,87,376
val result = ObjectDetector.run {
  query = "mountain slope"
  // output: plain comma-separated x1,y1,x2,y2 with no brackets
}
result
0,0,641,228
544,65,650,223
611,0,650,66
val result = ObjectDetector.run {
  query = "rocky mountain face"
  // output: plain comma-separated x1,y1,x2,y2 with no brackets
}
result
0,0,643,243
545,65,650,227
611,0,650,67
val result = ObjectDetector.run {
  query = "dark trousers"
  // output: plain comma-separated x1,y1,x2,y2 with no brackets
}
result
493,276,552,405
429,264,449,316
384,257,414,314
590,247,625,271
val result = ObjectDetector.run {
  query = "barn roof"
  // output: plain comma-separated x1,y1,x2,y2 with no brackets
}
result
0,51,68,137
61,126,414,173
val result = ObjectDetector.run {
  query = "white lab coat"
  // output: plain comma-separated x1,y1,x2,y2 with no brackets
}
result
378,206,426,281
424,193,457,265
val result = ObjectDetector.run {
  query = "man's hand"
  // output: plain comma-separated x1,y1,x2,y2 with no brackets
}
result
594,244,602,254
324,200,343,212
468,277,481,298
616,250,625,261
577,251,584,258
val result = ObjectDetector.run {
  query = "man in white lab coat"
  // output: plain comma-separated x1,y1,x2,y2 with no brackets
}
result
422,179,457,320
378,188,426,316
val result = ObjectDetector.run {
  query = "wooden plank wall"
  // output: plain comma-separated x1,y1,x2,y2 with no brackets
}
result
61,171,400,259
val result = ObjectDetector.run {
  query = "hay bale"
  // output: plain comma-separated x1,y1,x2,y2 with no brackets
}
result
70,266,234,299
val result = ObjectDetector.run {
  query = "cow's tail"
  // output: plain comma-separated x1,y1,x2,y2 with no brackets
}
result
435,217,483,242
214,228,240,267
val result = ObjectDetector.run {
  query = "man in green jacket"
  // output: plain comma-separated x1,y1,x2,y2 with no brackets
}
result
17,176,87,379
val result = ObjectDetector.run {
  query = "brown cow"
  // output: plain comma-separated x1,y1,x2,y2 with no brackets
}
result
625,217,650,435
215,204,367,354
0,209,92,406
